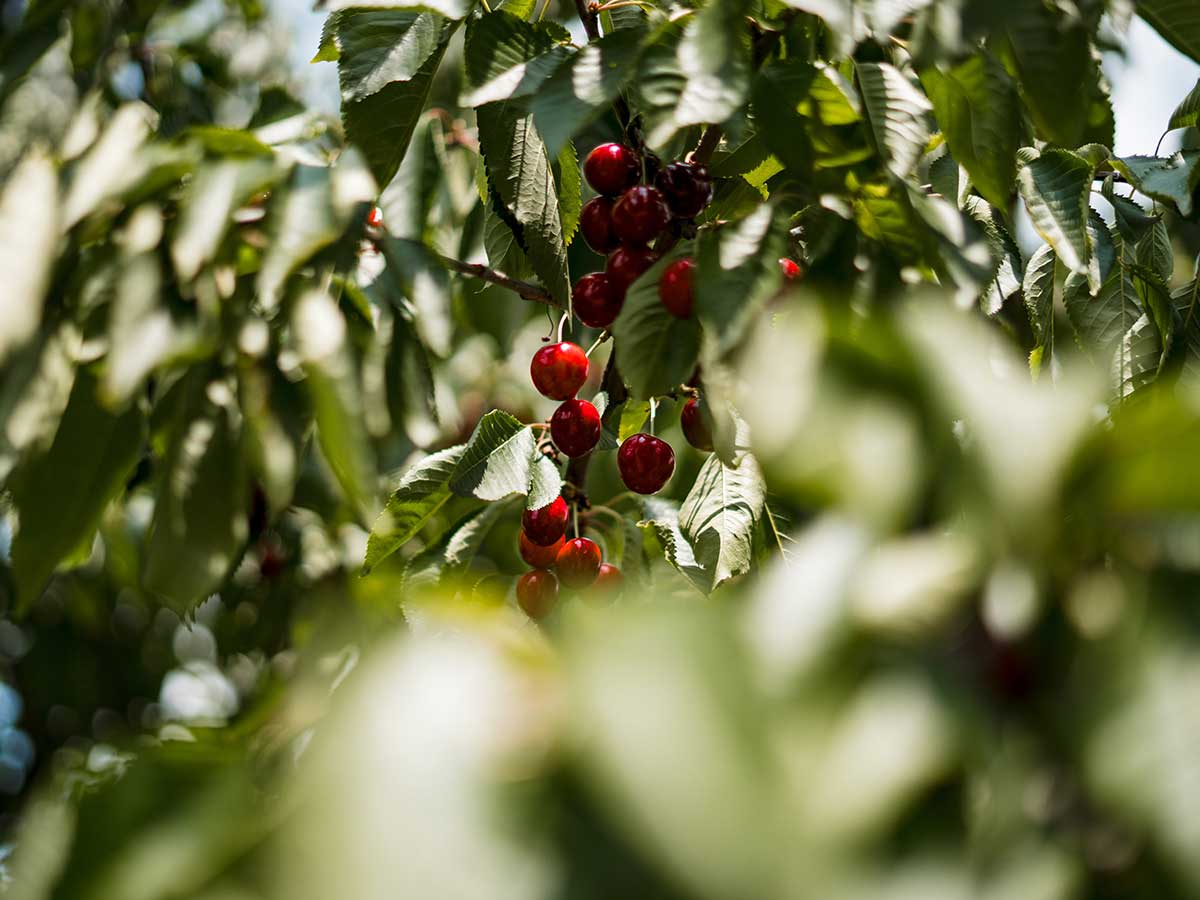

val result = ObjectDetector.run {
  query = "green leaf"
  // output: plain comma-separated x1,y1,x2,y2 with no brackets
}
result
1170,79,1200,131
379,237,453,357
962,195,1023,313
1064,267,1143,366
1136,218,1175,286
385,310,440,447
1113,152,1200,218
918,51,1020,209
1003,0,1090,147
527,454,563,510
556,140,582,247
1017,149,1093,275
855,61,932,180
61,104,154,228
678,446,766,592
1138,0,1200,65
327,0,474,23
448,409,538,501
363,445,467,573
1114,313,1163,400
9,369,145,613
404,501,508,588
640,500,711,594
460,12,572,108
476,104,571,305
611,251,702,400
1174,261,1200,382
0,149,58,366
143,376,249,615
1023,243,1057,353
751,59,815,173
531,28,642,157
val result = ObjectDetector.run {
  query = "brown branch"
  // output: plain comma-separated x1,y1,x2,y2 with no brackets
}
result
437,255,556,305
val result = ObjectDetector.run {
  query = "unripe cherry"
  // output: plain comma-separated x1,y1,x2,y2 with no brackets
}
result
530,341,589,400
779,258,802,280
520,531,564,569
680,396,714,451
522,496,569,546
606,245,659,295
550,399,602,457
517,570,559,619
611,185,672,245
618,433,675,494
580,197,619,253
556,537,602,588
658,257,695,318
655,161,713,219
584,143,640,197
573,273,623,329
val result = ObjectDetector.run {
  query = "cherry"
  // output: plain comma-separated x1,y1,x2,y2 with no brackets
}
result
655,162,713,219
611,185,672,245
606,245,658,295
618,433,675,494
593,562,623,594
522,496,569,546
573,273,623,329
530,341,589,400
779,258,802,280
584,143,640,197
520,531,564,569
658,257,695,318
556,537,602,588
680,396,714,451
366,206,383,229
517,570,559,619
550,399,602,457
580,197,619,254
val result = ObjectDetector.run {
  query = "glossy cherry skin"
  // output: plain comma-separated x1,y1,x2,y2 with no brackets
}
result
584,143,640,196
658,257,695,318
366,206,383,229
580,196,619,254
680,396,714,451
551,399,602,457
655,162,713,219
556,537,602,588
517,570,559,619
779,257,802,280
522,496,569,546
611,185,672,245
618,433,675,494
530,341,589,400
594,562,623,593
606,245,659,295
520,531,564,569
573,272,623,329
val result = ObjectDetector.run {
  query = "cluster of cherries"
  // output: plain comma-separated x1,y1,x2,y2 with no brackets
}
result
514,496,621,618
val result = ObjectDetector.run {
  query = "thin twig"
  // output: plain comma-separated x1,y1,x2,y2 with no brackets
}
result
436,254,556,305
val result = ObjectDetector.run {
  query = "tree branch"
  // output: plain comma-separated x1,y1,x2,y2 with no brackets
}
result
436,254,556,305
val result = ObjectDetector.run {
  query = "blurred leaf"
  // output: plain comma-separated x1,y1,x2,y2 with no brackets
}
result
328,0,474,22
404,501,508,586
1137,0,1200,64
1003,0,1091,146
379,237,453,356
460,11,572,108
855,61,932,180
365,445,467,573
61,103,154,228
1017,148,1093,275
1169,78,1200,130
0,148,58,366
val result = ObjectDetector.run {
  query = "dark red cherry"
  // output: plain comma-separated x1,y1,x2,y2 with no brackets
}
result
573,273,623,329
520,531,564,569
580,197,619,253
606,245,658,295
517,570,559,619
618,433,675,494
611,185,672,245
366,206,383,229
555,537,602,588
522,496,569,546
593,562,623,594
680,396,714,451
779,257,802,280
658,257,695,318
655,162,713,219
530,341,589,400
550,399,602,457
584,143,640,196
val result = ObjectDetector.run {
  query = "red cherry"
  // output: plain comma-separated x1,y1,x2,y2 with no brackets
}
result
517,570,559,619
366,206,383,229
779,258,802,280
680,396,714,451
550,399,602,457
658,257,695,318
580,197,619,253
573,272,623,329
618,433,675,494
606,245,658,295
530,341,589,400
556,537,602,588
594,562,623,593
611,185,672,245
584,143,640,197
520,531,564,569
655,162,713,219
522,496,569,546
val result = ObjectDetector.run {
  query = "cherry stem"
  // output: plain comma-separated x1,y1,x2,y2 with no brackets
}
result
557,312,569,343
649,397,657,435
436,253,555,305
573,503,580,539
585,331,610,357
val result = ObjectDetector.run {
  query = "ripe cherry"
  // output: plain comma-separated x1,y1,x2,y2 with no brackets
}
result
530,341,589,401
594,562,623,594
655,162,713,219
611,185,672,245
680,396,714,451
580,197,619,254
556,537,602,588
618,433,675,494
517,570,559,619
573,273,623,329
658,257,695,318
522,496,569,546
584,143,640,197
520,531,564,569
366,206,383,229
550,399,602,457
779,258,802,280
606,245,658,295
